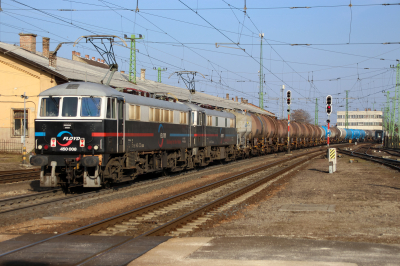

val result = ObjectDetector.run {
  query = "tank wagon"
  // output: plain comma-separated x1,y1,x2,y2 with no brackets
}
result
30,82,366,188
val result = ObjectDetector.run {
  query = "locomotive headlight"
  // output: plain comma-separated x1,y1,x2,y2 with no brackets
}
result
94,145,99,151
38,145,43,150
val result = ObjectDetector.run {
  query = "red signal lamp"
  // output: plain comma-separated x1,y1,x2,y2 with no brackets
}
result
326,105,332,114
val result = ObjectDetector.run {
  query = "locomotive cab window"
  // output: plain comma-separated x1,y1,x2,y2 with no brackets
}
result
62,97,78,117
81,97,101,117
40,97,60,117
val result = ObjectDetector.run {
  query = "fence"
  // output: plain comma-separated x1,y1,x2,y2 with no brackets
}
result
0,140,23,153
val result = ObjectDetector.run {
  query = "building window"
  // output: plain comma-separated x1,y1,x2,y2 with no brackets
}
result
12,109,28,137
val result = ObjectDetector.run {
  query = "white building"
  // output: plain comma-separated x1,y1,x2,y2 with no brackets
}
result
337,109,382,130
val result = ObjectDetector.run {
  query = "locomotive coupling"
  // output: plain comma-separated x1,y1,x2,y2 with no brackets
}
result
30,155,48,166
81,156,99,167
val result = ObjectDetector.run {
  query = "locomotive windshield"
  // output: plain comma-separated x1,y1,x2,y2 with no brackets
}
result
62,97,78,117
40,97,60,117
81,97,101,117
39,96,102,118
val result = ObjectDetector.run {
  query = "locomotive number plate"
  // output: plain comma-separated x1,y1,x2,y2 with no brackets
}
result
60,147,78,151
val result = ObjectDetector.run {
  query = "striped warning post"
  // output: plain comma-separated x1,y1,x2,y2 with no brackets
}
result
329,149,336,159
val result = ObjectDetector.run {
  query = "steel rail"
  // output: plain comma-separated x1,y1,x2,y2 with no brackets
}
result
0,188,63,208
339,148,400,171
0,169,40,184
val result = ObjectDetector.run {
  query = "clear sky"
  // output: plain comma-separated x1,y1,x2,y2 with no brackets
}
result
0,0,399,125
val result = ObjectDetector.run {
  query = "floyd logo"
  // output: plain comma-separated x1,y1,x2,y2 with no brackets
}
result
158,124,166,148
57,131,80,147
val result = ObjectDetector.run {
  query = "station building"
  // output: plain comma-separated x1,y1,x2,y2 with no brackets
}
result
336,109,383,130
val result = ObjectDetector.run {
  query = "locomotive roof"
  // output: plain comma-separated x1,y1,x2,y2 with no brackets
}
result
184,103,235,118
38,82,190,112
39,82,124,97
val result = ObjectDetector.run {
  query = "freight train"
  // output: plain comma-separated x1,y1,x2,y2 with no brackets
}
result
30,82,367,188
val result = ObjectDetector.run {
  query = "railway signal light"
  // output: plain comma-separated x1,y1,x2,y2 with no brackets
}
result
286,90,291,106
326,95,332,115
326,105,332,115
326,95,332,105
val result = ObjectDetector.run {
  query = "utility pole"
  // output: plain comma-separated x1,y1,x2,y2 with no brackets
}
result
280,85,285,119
385,91,390,136
259,33,264,110
21,92,28,164
153,67,167,83
125,34,143,83
345,90,349,129
390,61,400,136
315,98,318,125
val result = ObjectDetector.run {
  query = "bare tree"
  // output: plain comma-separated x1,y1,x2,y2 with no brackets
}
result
291,109,312,123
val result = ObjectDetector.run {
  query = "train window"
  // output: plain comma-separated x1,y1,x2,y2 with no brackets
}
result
81,97,101,117
198,112,202,125
162,110,168,122
155,108,161,122
180,112,187,124
207,116,212,126
129,105,141,120
40,97,60,117
62,97,78,117
215,117,218,127
230,118,234,128
225,118,227,127
149,108,154,121
106,98,116,119
162,110,173,123
191,112,195,125
118,101,123,119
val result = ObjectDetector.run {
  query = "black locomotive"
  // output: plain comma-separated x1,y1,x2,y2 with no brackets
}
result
31,82,237,188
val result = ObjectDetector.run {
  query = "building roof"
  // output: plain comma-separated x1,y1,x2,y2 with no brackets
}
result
0,41,275,117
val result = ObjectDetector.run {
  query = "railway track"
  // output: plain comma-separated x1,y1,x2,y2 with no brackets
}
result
0,144,332,222
0,148,325,265
0,151,282,219
339,145,400,171
0,168,40,184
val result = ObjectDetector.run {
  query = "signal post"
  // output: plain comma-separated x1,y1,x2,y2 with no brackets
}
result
326,95,332,147
287,90,291,153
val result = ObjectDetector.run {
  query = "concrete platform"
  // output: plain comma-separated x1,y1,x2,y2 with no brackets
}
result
0,234,170,265
131,236,400,266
